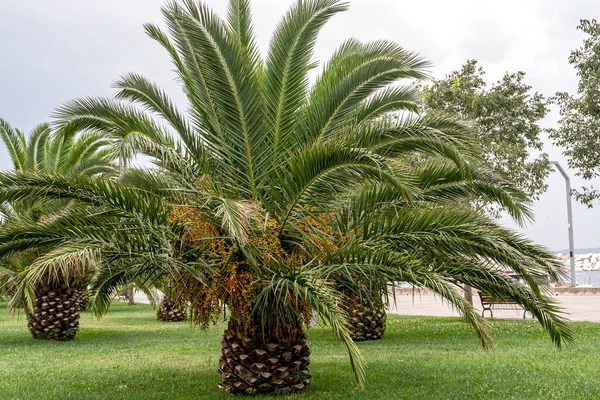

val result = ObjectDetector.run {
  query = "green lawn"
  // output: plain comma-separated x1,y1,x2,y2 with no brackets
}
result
1,302,599,400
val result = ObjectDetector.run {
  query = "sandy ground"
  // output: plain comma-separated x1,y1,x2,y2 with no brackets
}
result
387,291,600,322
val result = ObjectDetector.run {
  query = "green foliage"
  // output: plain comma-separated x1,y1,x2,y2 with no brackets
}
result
423,60,551,212
0,303,595,400
0,0,573,389
0,121,118,303
549,19,600,206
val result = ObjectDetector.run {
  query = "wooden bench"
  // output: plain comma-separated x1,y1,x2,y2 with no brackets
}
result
478,291,528,319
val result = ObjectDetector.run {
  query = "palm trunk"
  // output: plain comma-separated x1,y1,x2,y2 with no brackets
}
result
77,289,89,311
345,292,387,341
462,285,473,323
157,297,187,322
219,321,311,395
128,288,135,306
464,285,473,304
27,283,84,340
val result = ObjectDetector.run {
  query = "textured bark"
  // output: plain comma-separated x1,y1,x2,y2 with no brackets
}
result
27,285,85,341
77,289,89,311
346,295,387,341
219,324,311,395
156,297,187,322
128,288,135,306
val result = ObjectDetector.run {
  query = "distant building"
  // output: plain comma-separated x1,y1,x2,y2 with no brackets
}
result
556,253,600,271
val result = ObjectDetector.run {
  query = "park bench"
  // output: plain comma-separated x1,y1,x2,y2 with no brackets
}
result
478,291,529,319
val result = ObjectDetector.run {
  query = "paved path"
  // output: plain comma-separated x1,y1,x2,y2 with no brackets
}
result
131,289,600,322
387,292,600,322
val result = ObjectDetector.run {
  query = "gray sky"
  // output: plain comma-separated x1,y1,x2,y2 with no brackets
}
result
1,0,599,251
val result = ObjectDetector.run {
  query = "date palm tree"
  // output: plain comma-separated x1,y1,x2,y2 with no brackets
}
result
343,157,537,341
0,0,571,394
151,277,187,322
0,119,116,340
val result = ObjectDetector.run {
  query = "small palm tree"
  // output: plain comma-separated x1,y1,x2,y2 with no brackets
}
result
155,279,187,322
0,0,571,394
344,158,536,341
0,119,116,340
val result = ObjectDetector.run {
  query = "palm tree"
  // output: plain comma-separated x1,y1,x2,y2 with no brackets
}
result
157,298,187,322
0,0,571,394
0,119,116,340
343,157,536,341
151,277,187,322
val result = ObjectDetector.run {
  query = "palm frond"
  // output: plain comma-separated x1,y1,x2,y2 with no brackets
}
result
360,205,566,294
164,1,267,196
264,0,348,161
431,257,573,347
0,118,27,170
24,123,52,172
275,139,418,231
52,97,177,165
302,39,429,142
352,85,422,127
325,254,494,348
113,73,202,159
226,0,261,68
0,172,168,228
351,114,476,176
415,158,534,225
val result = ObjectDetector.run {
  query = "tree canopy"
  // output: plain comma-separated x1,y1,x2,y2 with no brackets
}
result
0,0,573,394
423,60,551,214
550,19,600,206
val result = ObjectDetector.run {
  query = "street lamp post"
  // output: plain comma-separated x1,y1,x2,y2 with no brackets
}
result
550,161,576,287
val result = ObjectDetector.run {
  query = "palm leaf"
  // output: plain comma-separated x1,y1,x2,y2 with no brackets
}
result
0,118,27,170
303,39,429,142
264,0,348,161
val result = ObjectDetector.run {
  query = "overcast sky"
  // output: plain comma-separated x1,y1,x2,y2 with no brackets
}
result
1,0,600,251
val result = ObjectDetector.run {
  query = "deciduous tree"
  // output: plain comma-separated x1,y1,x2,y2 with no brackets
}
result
550,19,600,206
424,60,551,215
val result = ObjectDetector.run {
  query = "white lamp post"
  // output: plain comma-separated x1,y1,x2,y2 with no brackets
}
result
550,161,576,287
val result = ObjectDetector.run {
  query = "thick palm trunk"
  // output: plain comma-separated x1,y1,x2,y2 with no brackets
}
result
156,297,187,322
345,293,387,341
27,285,85,340
219,322,311,395
77,289,89,311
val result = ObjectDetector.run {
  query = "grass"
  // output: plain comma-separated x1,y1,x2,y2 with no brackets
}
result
1,302,600,400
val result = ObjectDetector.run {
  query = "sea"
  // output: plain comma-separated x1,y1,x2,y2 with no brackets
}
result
574,271,600,286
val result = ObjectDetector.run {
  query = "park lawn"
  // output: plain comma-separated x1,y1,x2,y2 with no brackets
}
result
1,302,600,400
